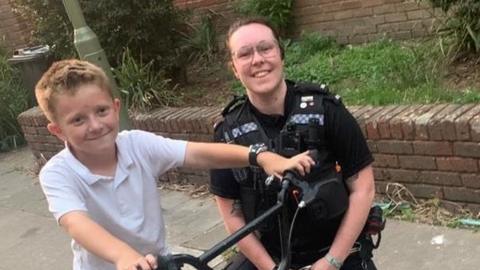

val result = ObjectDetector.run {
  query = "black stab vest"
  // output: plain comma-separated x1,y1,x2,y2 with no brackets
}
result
218,81,349,254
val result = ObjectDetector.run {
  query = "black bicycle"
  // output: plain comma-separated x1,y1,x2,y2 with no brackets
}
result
156,167,385,270
157,118,385,270
156,170,298,270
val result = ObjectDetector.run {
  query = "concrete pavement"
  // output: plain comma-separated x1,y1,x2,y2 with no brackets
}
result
1,147,480,270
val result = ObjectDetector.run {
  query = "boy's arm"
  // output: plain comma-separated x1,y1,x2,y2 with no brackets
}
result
59,211,157,270
184,142,314,178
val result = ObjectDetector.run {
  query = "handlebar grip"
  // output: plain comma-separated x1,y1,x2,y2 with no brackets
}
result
156,254,179,270
308,149,319,161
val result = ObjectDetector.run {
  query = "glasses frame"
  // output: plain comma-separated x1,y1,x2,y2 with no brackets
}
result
230,40,280,65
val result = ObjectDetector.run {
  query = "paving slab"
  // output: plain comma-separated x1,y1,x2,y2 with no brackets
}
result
0,207,72,269
376,219,480,270
1,147,480,270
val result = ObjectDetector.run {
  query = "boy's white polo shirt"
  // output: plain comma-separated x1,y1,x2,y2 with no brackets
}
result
39,130,187,270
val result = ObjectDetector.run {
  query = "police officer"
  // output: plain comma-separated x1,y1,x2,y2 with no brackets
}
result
210,18,377,270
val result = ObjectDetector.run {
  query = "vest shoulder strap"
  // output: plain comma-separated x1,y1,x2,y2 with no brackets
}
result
291,80,342,105
221,94,247,117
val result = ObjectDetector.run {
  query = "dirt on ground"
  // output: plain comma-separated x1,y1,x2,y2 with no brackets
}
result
443,54,480,91
176,59,236,107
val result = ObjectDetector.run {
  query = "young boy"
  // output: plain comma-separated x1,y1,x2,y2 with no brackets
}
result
35,59,314,270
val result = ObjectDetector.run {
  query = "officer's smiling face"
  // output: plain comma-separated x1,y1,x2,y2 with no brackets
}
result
228,23,284,97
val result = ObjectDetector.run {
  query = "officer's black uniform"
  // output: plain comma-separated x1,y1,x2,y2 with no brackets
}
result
210,80,377,270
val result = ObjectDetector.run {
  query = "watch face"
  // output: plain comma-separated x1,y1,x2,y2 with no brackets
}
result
253,143,267,153
249,143,267,166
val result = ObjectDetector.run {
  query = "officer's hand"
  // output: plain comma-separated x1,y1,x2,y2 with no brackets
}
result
258,150,314,179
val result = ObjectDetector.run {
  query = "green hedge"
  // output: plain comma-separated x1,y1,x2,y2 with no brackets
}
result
0,49,28,151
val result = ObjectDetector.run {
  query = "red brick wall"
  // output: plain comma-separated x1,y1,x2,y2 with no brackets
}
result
173,0,441,44
18,104,480,213
293,0,439,43
1,0,440,52
0,0,32,51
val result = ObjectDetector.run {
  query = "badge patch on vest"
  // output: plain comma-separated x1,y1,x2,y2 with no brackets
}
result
230,122,259,139
290,113,324,125
300,95,315,109
301,95,314,102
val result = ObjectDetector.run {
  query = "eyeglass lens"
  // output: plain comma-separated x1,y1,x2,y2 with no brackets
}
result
234,41,278,62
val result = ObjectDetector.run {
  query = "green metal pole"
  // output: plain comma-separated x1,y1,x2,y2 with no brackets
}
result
62,0,130,130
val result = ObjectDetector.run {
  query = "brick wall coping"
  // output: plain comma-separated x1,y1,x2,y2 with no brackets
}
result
18,104,480,213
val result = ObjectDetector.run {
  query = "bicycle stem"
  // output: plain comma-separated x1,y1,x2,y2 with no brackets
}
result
159,175,320,270
200,180,290,264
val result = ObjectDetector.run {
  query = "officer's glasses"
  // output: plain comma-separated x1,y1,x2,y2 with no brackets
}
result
231,40,279,65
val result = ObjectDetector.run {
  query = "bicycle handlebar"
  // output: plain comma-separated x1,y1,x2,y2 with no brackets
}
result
156,170,321,270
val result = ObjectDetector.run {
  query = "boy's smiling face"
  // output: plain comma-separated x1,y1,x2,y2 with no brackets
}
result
47,84,120,160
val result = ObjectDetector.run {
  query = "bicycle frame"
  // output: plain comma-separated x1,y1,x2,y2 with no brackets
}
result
158,177,294,270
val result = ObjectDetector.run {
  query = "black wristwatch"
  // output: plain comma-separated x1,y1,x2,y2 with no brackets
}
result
248,143,268,167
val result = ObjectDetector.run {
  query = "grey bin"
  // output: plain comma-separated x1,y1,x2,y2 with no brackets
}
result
8,45,52,107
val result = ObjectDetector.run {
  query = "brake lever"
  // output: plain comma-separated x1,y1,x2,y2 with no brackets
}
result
265,175,276,186
282,170,310,208
283,167,337,209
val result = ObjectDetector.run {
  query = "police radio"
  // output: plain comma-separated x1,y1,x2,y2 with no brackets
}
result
277,117,385,245
277,118,349,221
277,122,303,158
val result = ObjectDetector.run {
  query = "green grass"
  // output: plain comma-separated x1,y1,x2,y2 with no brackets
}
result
378,197,479,230
283,33,480,106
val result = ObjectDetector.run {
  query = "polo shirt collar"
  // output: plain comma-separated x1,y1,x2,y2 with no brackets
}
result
62,138,134,185
114,139,134,188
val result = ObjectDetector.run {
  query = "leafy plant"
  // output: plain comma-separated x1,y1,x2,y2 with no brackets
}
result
10,0,189,81
234,0,294,35
429,0,480,55
0,49,28,152
113,49,179,112
179,12,219,65
80,0,188,78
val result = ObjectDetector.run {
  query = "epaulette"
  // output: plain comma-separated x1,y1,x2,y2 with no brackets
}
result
213,118,224,132
292,80,330,94
221,94,247,116
291,80,342,105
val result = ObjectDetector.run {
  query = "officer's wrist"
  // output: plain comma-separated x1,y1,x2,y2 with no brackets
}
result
255,151,272,168
248,143,268,167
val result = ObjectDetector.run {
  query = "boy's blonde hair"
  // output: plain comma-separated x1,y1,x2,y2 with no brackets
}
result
35,59,113,122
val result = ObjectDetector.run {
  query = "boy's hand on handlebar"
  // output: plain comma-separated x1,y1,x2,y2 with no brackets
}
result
144,254,158,270
116,251,157,270
258,150,314,179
